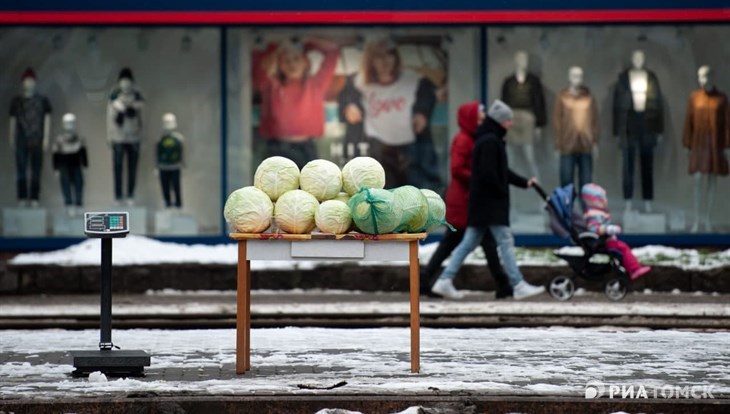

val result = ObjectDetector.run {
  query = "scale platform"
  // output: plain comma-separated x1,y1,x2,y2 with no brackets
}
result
70,350,150,377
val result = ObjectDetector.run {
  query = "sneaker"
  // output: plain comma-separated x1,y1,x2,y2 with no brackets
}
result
630,266,652,281
513,281,545,300
431,279,464,300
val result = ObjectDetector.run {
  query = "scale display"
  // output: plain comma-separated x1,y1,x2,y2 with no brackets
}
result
84,212,130,237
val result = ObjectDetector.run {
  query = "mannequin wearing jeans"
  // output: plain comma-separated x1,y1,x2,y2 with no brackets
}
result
52,113,87,216
613,50,664,213
682,65,730,232
107,68,144,205
156,113,184,208
553,66,599,189
9,68,52,207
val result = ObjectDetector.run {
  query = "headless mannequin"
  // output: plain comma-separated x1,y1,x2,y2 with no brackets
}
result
9,74,52,208
512,51,541,180
616,50,663,213
689,66,728,232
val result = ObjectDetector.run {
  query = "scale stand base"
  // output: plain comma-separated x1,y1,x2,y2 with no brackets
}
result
70,350,151,377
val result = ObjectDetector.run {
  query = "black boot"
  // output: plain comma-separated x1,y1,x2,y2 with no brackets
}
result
493,271,513,299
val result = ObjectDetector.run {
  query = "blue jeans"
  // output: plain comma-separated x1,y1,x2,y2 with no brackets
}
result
488,225,526,287
112,143,140,201
559,153,592,189
15,144,43,201
59,165,83,206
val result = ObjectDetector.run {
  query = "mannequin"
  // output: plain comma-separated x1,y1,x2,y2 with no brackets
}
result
613,50,664,213
52,113,88,216
501,51,546,180
9,68,52,207
553,66,599,189
156,113,184,208
682,65,730,232
107,67,144,206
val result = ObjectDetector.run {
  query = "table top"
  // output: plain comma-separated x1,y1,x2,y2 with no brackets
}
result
229,232,428,241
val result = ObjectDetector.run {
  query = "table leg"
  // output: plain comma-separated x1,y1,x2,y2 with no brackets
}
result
236,240,249,374
245,258,251,371
409,240,420,373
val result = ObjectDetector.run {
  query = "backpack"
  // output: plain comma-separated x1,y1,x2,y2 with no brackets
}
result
157,133,183,166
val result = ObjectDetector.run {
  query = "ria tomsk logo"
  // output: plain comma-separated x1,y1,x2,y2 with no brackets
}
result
585,381,605,399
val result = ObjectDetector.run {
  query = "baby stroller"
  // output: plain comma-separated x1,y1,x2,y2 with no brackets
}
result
533,184,630,301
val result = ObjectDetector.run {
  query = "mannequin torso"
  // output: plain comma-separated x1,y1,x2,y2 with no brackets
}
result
629,69,648,112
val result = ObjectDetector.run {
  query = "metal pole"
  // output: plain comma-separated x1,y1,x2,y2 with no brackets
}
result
100,238,112,350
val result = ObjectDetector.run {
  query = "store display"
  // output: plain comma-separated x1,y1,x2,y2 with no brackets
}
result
52,113,88,214
107,67,145,205
156,113,184,209
9,67,52,207
682,65,730,232
612,50,664,213
552,66,599,189
500,51,546,179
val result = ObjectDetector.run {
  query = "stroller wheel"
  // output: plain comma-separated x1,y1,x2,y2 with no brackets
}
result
605,278,628,301
548,275,575,301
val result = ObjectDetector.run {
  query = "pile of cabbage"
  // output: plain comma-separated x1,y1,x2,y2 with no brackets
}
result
223,156,449,235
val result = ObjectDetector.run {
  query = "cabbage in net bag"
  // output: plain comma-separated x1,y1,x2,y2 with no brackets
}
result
391,185,429,233
419,189,454,233
347,188,403,235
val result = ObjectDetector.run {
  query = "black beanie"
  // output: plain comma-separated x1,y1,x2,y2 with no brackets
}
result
118,67,134,82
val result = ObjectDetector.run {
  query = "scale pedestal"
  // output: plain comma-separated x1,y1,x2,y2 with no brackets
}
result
70,212,150,377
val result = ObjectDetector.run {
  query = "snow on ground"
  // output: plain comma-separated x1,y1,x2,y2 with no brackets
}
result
8,235,730,271
0,327,728,400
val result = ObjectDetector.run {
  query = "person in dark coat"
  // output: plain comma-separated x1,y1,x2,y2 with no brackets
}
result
431,100,545,300
421,101,513,299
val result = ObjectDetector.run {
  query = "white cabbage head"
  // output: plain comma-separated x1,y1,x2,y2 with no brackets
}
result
420,189,447,232
254,156,300,202
300,159,343,202
342,156,386,196
223,186,274,233
315,200,352,234
274,190,319,234
348,188,402,235
334,192,351,204
392,185,429,233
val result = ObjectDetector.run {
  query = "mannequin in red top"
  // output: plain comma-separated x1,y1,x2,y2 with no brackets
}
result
420,101,512,299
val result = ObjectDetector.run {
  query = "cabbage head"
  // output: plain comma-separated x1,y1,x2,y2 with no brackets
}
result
342,157,386,196
300,159,343,201
274,190,319,234
348,188,402,235
315,200,352,234
254,156,300,202
420,189,447,232
391,185,429,233
334,192,351,204
223,186,273,233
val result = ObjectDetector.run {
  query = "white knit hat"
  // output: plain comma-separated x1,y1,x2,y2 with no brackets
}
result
487,99,514,124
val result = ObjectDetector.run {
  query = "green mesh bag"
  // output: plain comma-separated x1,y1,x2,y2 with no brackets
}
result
391,185,429,233
419,189,453,233
347,188,403,235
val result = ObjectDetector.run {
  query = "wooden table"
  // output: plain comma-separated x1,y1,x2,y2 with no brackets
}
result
229,232,428,374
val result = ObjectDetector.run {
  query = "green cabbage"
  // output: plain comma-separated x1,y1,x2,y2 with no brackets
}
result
315,200,352,234
420,189,448,232
254,156,300,202
348,188,402,235
300,159,343,201
342,157,386,196
334,192,351,204
223,186,273,233
391,185,429,233
274,190,319,234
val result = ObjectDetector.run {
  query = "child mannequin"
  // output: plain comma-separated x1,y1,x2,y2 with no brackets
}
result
581,183,651,280
52,113,87,216
156,113,184,208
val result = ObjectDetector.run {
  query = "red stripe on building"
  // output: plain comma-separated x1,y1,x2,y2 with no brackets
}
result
0,9,727,24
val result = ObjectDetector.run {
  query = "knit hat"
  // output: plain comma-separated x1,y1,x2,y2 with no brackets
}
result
581,183,608,210
118,67,134,82
487,99,513,124
21,67,36,81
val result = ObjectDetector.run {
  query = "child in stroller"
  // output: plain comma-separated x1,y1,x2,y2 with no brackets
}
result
534,183,651,301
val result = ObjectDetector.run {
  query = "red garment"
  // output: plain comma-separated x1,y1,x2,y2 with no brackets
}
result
445,102,481,230
253,43,338,139
605,238,640,274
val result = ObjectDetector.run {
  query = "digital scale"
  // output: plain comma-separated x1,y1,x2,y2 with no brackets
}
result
69,212,151,377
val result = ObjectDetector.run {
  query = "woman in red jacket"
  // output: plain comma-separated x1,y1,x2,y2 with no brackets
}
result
421,101,513,299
